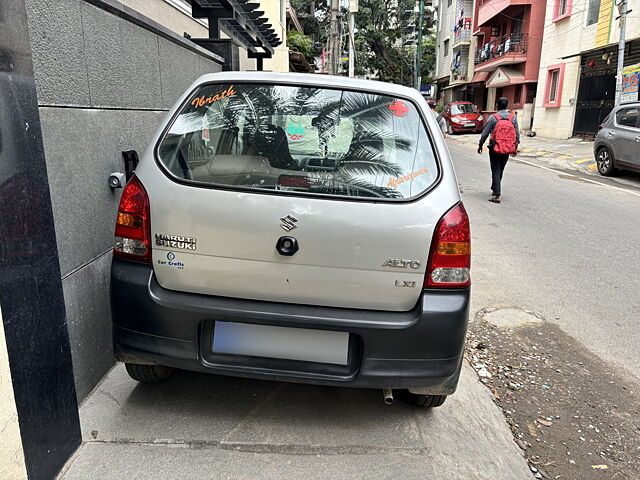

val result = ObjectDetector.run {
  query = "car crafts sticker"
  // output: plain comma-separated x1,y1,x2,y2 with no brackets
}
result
157,251,184,270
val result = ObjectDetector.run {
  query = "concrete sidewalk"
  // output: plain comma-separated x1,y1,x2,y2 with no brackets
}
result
58,364,534,480
447,133,598,173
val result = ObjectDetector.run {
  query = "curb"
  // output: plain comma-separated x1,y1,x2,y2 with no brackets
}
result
517,147,597,172
446,136,598,174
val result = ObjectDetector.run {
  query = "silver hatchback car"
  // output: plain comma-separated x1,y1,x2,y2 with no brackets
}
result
110,72,470,408
594,102,640,176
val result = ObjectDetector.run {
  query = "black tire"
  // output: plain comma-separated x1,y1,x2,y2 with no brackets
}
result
397,390,447,408
125,363,174,384
596,147,616,176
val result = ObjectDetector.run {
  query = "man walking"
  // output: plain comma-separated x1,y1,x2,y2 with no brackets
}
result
477,97,520,203
428,100,447,137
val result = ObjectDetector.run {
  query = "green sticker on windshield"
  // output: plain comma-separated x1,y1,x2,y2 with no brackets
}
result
287,121,305,140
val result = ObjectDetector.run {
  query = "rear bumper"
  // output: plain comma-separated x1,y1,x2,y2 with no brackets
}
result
450,122,483,133
111,257,470,392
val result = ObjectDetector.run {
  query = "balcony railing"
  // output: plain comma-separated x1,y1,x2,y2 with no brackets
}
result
474,33,528,65
453,27,472,46
451,64,469,82
450,53,469,82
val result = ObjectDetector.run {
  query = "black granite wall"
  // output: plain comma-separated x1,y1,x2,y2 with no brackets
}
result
0,2,81,479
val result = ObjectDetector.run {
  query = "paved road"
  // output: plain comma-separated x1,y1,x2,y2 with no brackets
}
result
449,141,640,381
62,364,532,479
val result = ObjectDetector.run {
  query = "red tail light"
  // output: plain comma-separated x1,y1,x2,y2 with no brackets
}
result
597,125,603,131
425,202,471,288
113,176,151,263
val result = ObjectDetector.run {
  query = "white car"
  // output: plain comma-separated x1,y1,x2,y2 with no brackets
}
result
111,72,470,408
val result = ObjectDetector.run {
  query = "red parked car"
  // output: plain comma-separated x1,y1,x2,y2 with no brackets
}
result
440,102,484,134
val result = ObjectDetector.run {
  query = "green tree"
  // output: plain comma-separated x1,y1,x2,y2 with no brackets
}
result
353,0,435,87
421,33,436,85
287,30,314,61
290,0,328,57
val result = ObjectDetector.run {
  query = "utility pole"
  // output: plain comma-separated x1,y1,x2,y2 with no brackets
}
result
415,0,425,90
328,0,340,75
614,0,631,106
348,0,358,77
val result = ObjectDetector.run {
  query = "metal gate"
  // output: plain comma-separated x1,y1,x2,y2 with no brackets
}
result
573,40,640,137
573,72,615,137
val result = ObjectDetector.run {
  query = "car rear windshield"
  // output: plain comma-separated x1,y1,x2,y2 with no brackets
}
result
451,104,477,114
157,83,439,200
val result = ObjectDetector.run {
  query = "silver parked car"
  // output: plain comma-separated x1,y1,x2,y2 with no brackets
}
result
110,72,470,408
595,102,640,176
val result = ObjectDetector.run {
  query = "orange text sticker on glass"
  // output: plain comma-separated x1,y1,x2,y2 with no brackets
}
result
191,85,236,108
387,168,430,189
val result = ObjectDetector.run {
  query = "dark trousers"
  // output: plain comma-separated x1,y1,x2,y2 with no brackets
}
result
489,148,509,195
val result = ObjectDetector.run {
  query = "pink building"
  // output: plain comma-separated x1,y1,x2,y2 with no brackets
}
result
471,0,547,130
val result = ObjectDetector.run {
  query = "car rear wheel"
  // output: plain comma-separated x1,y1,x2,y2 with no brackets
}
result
596,147,616,176
397,390,447,408
125,363,174,384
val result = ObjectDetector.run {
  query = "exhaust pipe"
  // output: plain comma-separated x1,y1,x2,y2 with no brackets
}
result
383,388,394,405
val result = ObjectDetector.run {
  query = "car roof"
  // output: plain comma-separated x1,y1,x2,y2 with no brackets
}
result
193,71,425,104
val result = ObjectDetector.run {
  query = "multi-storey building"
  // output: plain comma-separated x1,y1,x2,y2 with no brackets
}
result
532,0,640,138
470,0,546,131
435,0,477,103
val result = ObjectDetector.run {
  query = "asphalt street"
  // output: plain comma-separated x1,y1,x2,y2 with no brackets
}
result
449,141,640,382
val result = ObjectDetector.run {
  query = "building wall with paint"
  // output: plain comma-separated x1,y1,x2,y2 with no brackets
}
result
533,0,640,138
530,0,586,139
119,0,290,73
24,0,223,401
258,0,290,73
435,0,455,98
118,0,209,38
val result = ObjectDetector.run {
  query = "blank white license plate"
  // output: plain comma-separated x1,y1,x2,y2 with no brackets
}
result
464,123,475,127
212,322,349,365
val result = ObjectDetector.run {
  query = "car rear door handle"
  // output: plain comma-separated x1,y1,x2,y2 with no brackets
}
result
606,131,615,137
635,136,640,142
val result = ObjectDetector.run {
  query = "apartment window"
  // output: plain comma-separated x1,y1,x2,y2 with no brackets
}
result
491,26,501,37
558,0,569,15
526,84,537,104
548,71,560,102
514,84,523,105
544,64,565,108
444,39,449,56
586,0,601,26
553,0,572,21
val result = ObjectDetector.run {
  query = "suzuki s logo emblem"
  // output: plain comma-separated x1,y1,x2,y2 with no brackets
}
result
280,215,298,232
